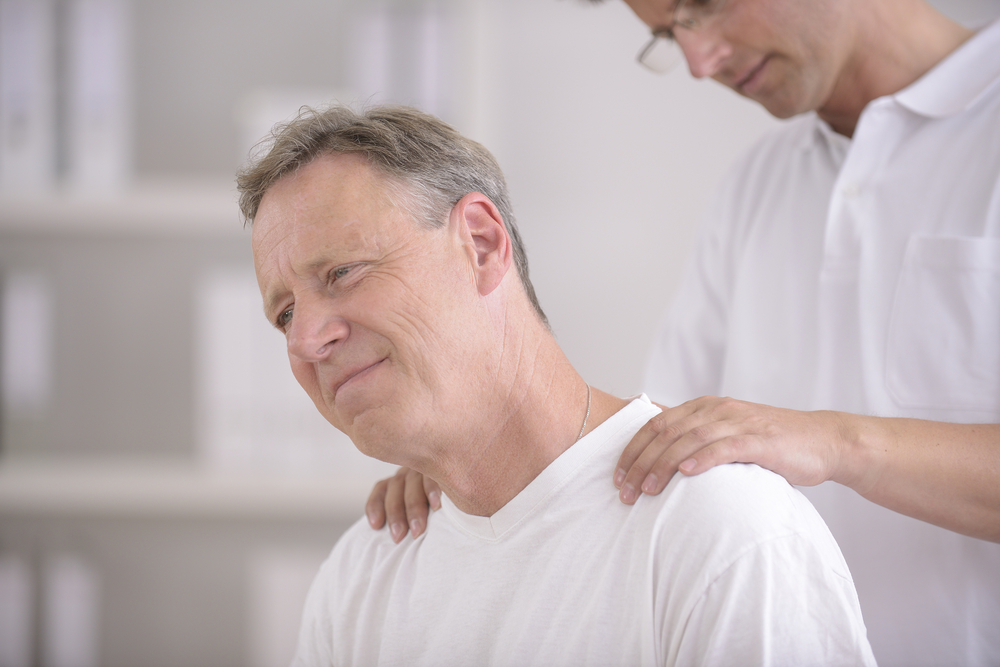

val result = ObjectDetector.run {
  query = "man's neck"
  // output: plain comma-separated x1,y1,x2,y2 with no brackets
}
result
417,330,627,517
818,0,974,137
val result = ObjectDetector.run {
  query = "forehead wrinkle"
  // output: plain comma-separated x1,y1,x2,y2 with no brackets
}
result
259,246,332,323
256,231,317,323
257,218,394,324
253,154,430,325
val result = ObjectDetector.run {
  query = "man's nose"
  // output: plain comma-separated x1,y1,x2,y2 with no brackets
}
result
675,29,731,79
285,299,349,362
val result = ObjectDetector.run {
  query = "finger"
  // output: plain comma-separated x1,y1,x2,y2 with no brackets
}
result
404,469,432,538
635,405,747,492
384,468,410,543
643,433,736,491
621,407,740,503
424,476,442,511
365,478,389,530
617,408,694,504
674,431,747,476
614,405,689,490
680,428,776,473
637,434,714,494
618,437,674,504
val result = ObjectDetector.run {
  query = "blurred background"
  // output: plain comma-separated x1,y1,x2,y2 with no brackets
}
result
0,0,996,665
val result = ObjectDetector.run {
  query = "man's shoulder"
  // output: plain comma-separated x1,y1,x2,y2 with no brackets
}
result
313,515,403,591
894,17,1000,119
722,114,831,193
703,113,837,241
662,463,826,532
334,513,408,561
646,465,873,666
650,463,847,574
729,113,825,172
662,463,817,525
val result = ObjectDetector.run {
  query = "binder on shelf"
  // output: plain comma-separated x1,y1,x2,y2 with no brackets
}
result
64,0,132,193
42,554,100,667
1,271,53,418
0,0,58,193
0,554,33,667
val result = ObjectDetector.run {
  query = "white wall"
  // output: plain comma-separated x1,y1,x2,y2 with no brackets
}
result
467,0,778,397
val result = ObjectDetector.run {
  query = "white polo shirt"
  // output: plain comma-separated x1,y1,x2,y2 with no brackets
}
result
644,17,1000,667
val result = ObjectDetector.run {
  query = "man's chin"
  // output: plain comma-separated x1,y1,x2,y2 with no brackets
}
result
749,90,813,120
337,410,405,461
349,435,406,468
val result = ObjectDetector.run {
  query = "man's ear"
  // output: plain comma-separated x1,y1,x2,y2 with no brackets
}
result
451,192,512,297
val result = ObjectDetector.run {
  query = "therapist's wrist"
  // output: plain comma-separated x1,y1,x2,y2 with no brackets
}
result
829,411,885,496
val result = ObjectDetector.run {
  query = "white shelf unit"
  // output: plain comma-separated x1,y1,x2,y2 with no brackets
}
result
0,180,392,520
0,458,373,521
0,179,245,237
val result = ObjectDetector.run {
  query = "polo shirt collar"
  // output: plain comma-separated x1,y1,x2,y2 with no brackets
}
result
894,17,1000,118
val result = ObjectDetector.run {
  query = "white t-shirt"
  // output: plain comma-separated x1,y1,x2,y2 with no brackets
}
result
644,18,1000,667
293,396,875,667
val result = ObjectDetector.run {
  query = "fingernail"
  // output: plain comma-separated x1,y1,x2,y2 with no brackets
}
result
641,473,658,494
613,468,626,488
679,458,696,473
410,518,422,536
428,490,441,510
620,483,637,504
390,522,405,542
367,511,377,528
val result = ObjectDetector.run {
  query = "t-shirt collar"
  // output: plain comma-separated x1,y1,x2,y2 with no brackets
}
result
439,395,655,541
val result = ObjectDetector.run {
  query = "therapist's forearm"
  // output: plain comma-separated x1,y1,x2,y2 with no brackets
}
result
836,416,1000,542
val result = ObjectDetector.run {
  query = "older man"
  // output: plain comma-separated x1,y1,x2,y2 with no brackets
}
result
238,105,875,666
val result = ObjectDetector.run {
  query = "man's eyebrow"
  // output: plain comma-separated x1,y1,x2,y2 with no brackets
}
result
261,290,286,326
260,257,336,325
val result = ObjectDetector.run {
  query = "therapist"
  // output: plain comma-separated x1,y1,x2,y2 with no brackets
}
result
366,0,1000,664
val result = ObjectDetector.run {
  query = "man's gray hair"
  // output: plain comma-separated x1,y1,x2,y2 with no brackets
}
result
237,104,547,325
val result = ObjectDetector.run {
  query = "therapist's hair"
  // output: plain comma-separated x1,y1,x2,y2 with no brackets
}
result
237,103,547,326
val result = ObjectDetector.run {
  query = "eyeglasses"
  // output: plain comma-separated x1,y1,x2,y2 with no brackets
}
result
636,0,730,73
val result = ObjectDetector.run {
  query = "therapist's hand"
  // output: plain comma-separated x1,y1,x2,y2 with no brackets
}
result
366,467,442,543
614,396,853,503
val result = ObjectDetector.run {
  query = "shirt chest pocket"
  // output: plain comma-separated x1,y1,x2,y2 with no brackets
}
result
886,234,1000,414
